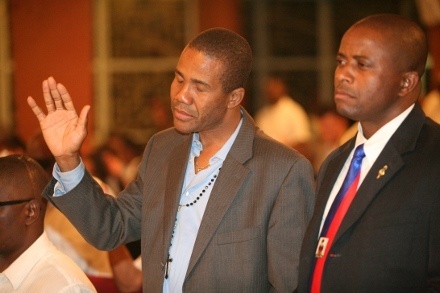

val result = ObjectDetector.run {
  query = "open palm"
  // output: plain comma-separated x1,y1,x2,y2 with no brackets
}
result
27,77,90,169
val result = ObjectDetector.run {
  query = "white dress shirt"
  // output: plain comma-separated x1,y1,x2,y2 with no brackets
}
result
255,95,312,146
0,232,96,293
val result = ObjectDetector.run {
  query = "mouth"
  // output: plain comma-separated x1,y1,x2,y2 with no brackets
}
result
334,88,354,101
173,107,194,121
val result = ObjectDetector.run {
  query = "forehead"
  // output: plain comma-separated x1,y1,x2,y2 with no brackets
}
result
178,48,224,76
346,26,401,59
0,166,30,201
0,179,20,201
340,26,391,55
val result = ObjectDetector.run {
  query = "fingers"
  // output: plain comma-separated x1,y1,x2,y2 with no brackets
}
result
47,76,64,110
27,96,46,122
42,79,55,113
42,76,76,112
57,82,75,111
77,105,91,129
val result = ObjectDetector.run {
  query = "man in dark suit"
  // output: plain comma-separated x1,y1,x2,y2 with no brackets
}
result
27,28,315,292
297,14,440,292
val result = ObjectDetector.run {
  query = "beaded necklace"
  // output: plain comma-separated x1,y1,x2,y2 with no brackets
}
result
164,167,221,279
179,168,221,209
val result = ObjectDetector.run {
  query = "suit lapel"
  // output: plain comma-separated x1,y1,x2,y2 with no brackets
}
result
315,142,354,219
186,157,251,274
299,141,354,265
334,104,425,243
334,146,404,241
298,138,356,283
185,108,254,276
162,135,192,261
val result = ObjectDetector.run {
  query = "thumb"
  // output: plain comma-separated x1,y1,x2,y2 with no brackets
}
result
77,105,90,129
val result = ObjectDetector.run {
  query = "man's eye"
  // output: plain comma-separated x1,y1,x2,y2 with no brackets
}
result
336,58,345,65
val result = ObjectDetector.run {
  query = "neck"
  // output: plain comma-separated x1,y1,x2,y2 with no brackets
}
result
194,156,210,173
0,250,22,273
196,109,241,170
198,108,241,149
0,257,9,272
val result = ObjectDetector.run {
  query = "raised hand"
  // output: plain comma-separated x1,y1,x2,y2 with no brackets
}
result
27,76,90,171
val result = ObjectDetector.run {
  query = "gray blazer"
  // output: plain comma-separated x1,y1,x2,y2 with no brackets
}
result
297,103,440,292
44,108,315,292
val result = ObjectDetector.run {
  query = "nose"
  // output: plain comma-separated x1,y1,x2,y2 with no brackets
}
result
172,81,192,105
335,63,353,84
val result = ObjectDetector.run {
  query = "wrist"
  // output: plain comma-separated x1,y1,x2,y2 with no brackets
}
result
55,154,81,172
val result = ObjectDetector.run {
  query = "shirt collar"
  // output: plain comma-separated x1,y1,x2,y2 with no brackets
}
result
191,117,243,163
355,103,414,163
2,232,49,290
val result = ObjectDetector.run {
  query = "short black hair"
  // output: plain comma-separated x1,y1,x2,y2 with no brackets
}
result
351,13,428,77
188,28,253,93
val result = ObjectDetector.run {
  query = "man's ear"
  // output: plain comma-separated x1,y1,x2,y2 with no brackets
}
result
228,87,245,109
399,71,419,96
25,200,40,226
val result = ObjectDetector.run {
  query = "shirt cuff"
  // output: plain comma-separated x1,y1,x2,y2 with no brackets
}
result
52,158,85,197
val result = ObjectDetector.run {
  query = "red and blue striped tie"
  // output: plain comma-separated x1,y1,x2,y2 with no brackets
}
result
311,144,365,293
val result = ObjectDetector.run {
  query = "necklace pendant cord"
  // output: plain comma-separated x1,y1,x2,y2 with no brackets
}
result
194,157,210,173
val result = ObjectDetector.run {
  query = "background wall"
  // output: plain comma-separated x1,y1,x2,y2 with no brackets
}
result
9,0,241,148
10,0,94,148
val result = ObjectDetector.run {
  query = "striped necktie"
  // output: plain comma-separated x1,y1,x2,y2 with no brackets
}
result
311,144,365,292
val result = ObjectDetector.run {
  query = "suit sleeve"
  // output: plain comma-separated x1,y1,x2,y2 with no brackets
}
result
42,137,156,250
428,190,440,291
267,156,315,292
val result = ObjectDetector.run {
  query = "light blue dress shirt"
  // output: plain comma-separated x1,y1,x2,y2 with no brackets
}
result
163,119,242,292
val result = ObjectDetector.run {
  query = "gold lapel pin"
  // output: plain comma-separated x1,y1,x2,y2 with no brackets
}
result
376,165,388,179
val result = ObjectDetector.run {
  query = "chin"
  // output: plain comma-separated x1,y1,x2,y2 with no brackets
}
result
174,124,195,134
335,106,355,121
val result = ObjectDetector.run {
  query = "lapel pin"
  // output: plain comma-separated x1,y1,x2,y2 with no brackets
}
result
376,165,388,179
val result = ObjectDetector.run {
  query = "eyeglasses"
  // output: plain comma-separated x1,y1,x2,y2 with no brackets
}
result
0,198,34,207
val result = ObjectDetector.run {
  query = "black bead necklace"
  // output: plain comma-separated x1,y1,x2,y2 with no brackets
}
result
179,167,221,209
165,167,222,278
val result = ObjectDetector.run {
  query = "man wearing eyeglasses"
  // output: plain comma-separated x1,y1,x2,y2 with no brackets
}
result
0,154,96,292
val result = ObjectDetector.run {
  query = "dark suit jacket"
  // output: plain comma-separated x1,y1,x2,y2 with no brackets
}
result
297,103,440,292
44,108,315,292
